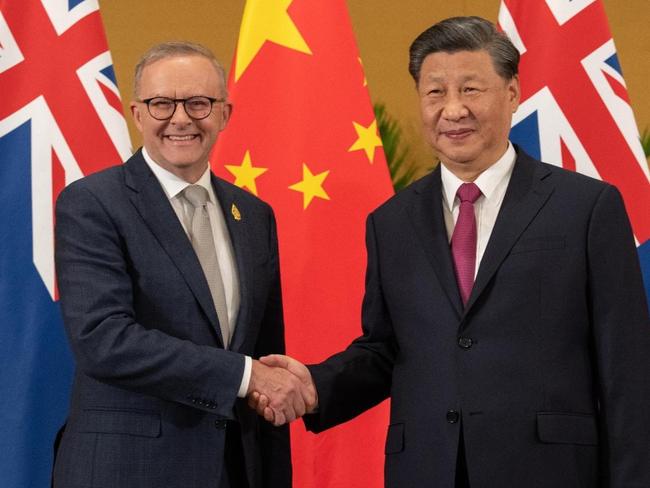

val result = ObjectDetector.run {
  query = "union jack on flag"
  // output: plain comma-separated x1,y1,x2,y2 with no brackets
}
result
0,1,130,486
498,0,650,301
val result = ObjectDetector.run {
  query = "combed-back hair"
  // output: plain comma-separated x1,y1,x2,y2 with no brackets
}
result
133,41,227,98
409,16,519,84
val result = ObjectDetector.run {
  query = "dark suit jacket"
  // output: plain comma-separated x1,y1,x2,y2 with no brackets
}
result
53,150,290,488
305,148,650,488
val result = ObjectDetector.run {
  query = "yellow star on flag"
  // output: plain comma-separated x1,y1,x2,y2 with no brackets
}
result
348,119,383,163
235,0,312,81
225,150,268,196
288,163,330,209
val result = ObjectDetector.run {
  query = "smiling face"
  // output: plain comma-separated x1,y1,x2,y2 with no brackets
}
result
130,55,231,183
417,49,520,180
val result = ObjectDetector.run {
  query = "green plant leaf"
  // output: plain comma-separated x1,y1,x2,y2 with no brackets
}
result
641,127,650,159
374,102,419,191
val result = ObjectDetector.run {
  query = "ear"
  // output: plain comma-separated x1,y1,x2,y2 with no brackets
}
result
219,102,233,129
508,75,521,113
130,101,144,133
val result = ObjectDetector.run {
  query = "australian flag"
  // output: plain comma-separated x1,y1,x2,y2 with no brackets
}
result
499,0,650,302
0,1,130,486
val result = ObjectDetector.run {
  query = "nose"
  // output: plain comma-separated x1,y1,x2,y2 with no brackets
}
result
170,100,192,124
441,93,469,121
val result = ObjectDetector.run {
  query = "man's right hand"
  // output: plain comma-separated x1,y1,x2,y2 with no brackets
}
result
247,355,318,426
247,356,317,426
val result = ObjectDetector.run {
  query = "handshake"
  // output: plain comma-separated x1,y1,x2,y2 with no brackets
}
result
246,355,318,426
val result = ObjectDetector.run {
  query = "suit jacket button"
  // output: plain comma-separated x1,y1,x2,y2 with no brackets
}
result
215,420,227,429
446,410,460,424
458,337,473,349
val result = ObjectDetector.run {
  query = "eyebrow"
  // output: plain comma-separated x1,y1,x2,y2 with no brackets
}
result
422,73,485,83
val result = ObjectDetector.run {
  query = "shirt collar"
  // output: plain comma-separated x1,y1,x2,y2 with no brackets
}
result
440,142,516,210
142,147,215,202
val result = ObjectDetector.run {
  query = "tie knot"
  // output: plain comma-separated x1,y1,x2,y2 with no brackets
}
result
456,182,481,204
183,185,209,208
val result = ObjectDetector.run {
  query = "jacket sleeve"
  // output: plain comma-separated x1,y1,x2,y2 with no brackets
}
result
587,184,650,487
55,182,245,418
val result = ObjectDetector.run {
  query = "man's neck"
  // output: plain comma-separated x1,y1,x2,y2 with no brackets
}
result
440,143,511,182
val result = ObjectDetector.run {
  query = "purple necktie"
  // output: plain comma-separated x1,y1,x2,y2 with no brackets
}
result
451,183,482,305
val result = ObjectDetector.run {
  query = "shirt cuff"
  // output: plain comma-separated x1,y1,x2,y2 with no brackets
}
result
237,355,252,398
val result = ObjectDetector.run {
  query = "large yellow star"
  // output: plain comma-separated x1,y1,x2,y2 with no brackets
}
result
225,150,268,196
288,163,330,209
348,119,383,163
235,0,312,81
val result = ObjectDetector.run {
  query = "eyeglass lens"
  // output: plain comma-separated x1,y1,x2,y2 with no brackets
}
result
147,97,214,120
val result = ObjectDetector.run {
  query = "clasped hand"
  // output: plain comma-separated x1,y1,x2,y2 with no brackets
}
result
247,355,317,426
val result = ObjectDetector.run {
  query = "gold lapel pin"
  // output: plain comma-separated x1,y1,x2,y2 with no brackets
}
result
231,203,242,221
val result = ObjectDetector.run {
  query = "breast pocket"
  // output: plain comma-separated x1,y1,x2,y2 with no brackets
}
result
511,236,565,255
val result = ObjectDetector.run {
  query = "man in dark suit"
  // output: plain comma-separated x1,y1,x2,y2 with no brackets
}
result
53,41,314,488
252,17,650,487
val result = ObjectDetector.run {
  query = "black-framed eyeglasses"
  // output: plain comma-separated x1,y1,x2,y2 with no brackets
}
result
139,96,226,121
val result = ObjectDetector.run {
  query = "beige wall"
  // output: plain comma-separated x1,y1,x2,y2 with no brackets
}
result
101,0,649,166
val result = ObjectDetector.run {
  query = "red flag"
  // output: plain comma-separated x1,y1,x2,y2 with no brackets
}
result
213,0,393,485
498,0,650,299
0,1,130,485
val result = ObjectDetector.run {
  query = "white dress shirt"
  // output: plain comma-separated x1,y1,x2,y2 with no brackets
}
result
142,147,251,397
441,143,516,277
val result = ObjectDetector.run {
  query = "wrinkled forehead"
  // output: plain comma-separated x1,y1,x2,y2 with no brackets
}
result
138,55,225,96
137,54,226,96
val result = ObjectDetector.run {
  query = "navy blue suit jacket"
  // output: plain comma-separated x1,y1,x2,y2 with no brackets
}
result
53,150,290,488
305,148,650,488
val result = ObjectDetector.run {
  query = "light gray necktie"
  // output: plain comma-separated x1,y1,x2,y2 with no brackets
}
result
183,185,230,348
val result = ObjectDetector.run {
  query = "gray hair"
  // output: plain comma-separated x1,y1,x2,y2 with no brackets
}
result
133,41,228,98
409,16,519,84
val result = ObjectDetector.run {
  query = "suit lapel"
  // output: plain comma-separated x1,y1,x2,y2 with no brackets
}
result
407,168,464,317
464,151,554,312
212,175,252,352
124,152,223,342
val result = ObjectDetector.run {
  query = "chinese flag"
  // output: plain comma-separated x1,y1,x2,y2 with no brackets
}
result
212,0,393,486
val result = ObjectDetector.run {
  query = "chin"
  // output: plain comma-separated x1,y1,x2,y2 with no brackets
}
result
438,149,479,165
163,150,202,165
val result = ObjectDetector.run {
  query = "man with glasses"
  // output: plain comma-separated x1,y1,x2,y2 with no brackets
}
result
53,41,312,488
